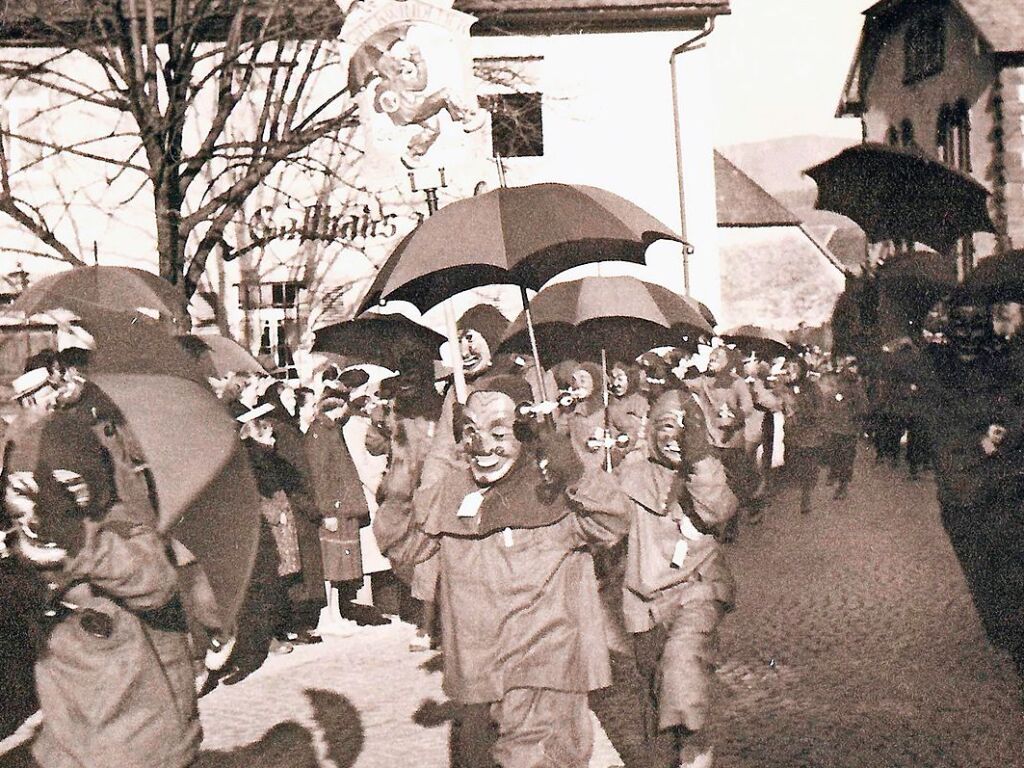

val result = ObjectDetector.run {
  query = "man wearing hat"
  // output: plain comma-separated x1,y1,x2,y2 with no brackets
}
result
375,374,632,768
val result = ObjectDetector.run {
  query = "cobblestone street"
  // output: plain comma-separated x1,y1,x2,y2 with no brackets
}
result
3,451,1023,767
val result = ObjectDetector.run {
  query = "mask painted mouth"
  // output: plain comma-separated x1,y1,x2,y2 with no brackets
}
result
18,537,67,566
462,355,481,369
473,454,501,469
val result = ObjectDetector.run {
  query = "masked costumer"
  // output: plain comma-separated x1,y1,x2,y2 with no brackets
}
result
613,390,737,768
2,407,200,768
375,375,632,768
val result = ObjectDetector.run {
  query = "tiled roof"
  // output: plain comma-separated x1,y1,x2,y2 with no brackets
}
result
862,0,1024,54
954,0,1024,54
714,152,802,228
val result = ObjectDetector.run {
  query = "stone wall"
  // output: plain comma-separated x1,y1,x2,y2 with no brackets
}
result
997,66,1024,251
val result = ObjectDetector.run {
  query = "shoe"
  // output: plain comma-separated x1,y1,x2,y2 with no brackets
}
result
221,665,256,686
409,632,432,653
269,638,294,655
338,602,392,627
205,634,237,672
281,630,322,645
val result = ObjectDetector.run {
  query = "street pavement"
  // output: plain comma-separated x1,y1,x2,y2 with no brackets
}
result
3,450,1023,767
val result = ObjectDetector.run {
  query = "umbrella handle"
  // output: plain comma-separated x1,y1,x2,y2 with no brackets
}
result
443,301,468,404
519,285,548,403
601,348,612,473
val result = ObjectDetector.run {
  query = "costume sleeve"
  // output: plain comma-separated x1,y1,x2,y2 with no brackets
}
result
63,518,178,612
566,468,632,549
417,388,466,489
687,455,739,528
371,496,439,582
751,379,783,412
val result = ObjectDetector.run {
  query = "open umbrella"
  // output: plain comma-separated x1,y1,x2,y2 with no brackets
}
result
346,22,412,93
88,373,260,627
356,183,687,314
720,325,791,359
805,143,995,253
0,307,206,385
10,266,188,330
312,311,444,371
959,248,1024,302
876,251,958,322
178,334,267,379
498,276,712,366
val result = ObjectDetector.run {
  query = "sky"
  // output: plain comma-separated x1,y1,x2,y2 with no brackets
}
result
708,0,869,146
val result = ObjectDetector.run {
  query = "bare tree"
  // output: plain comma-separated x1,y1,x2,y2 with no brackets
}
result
0,0,356,298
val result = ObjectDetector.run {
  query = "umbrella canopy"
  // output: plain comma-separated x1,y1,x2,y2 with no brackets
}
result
89,373,260,627
876,251,958,322
959,248,1024,302
720,325,791,358
10,266,188,330
805,143,995,253
312,312,444,371
346,22,412,92
179,334,267,379
498,276,712,366
0,307,206,384
356,183,687,314
685,297,717,329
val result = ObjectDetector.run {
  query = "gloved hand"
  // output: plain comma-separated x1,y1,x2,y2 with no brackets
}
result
535,428,584,489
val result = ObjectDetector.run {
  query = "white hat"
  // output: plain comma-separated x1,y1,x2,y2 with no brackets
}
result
12,368,50,399
236,402,275,424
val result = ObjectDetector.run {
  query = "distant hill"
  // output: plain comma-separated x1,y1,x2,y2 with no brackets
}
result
718,135,867,272
718,135,858,195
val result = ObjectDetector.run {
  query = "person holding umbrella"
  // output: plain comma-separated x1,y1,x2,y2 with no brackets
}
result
774,356,826,515
374,374,633,768
2,403,201,768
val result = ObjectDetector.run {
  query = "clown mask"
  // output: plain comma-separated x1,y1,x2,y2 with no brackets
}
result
570,369,595,402
609,366,630,398
651,410,687,469
707,346,731,375
461,391,522,486
459,329,493,378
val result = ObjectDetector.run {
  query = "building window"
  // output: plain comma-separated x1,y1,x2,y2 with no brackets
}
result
937,100,971,172
904,10,945,84
240,280,303,310
479,92,544,158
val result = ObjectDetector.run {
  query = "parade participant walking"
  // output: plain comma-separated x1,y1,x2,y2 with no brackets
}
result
739,353,782,518
614,389,738,768
375,375,632,768
688,345,755,539
368,357,442,651
819,356,869,500
776,357,825,515
566,361,618,472
607,360,648,457
3,407,201,768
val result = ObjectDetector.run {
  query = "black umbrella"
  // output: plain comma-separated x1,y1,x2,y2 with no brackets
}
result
876,251,958,322
312,312,444,371
959,248,1024,302
805,143,995,253
720,325,791,359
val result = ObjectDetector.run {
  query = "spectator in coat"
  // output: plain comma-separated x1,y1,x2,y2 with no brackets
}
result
613,389,738,768
374,374,633,768
300,387,386,629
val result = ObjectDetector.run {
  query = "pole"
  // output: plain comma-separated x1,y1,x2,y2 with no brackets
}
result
519,284,548,403
419,179,468,404
600,347,612,473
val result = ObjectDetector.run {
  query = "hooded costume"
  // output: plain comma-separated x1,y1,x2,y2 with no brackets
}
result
607,362,649,457
3,409,200,768
609,390,737,768
374,374,632,768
